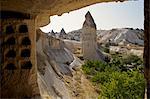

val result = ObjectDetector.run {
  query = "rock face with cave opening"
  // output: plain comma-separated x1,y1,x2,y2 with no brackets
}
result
1,0,150,98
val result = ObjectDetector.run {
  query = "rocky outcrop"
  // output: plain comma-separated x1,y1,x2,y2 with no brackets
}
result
48,30,55,37
83,11,96,29
67,28,144,46
97,28,144,46
81,11,105,61
36,30,98,99
64,39,81,54
67,29,82,41
59,28,67,39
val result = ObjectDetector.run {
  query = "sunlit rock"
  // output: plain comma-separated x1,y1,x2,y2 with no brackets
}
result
81,11,105,61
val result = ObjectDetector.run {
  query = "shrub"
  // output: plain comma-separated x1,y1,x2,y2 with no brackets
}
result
104,47,110,53
99,71,145,99
82,54,145,99
121,54,143,65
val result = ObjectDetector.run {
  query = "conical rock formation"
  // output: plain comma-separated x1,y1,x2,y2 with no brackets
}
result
59,28,67,39
81,11,105,61
48,30,55,37
83,11,96,29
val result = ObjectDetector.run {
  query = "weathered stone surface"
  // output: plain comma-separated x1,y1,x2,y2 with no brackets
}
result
48,30,55,37
59,28,67,39
36,30,98,99
97,28,144,46
1,0,149,98
0,15,39,98
81,11,105,61
64,39,81,54
83,11,97,29
1,0,126,17
66,28,144,46
67,29,82,41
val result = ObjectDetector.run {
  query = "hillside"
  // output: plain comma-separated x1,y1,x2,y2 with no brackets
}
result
97,28,144,46
66,28,144,46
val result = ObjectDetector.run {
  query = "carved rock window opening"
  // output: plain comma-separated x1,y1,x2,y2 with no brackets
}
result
6,36,16,45
21,37,31,46
21,49,31,57
21,61,32,69
19,25,28,33
5,50,16,58
5,63,16,70
6,25,15,34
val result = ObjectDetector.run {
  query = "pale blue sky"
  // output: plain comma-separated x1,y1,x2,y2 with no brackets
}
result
41,0,144,33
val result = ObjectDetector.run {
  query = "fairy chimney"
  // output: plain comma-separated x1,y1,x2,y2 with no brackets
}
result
49,30,55,37
59,28,67,39
81,11,105,61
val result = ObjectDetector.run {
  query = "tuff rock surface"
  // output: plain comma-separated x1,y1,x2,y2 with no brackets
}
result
1,0,150,98
36,29,98,99
59,28,67,39
81,11,105,61
97,28,144,46
48,30,55,37
66,28,144,46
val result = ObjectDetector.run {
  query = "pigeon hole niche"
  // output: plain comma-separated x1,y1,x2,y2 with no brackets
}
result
21,36,31,46
20,48,31,58
1,20,32,70
5,25,15,34
21,60,32,69
0,12,34,97
19,24,28,33
5,36,16,46
5,62,17,70
18,25,32,68
5,49,16,59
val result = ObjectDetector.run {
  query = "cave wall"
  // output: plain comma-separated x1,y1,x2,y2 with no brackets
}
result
0,11,39,98
1,0,126,17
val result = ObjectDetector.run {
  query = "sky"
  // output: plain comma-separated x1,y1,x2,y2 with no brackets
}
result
40,0,144,33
